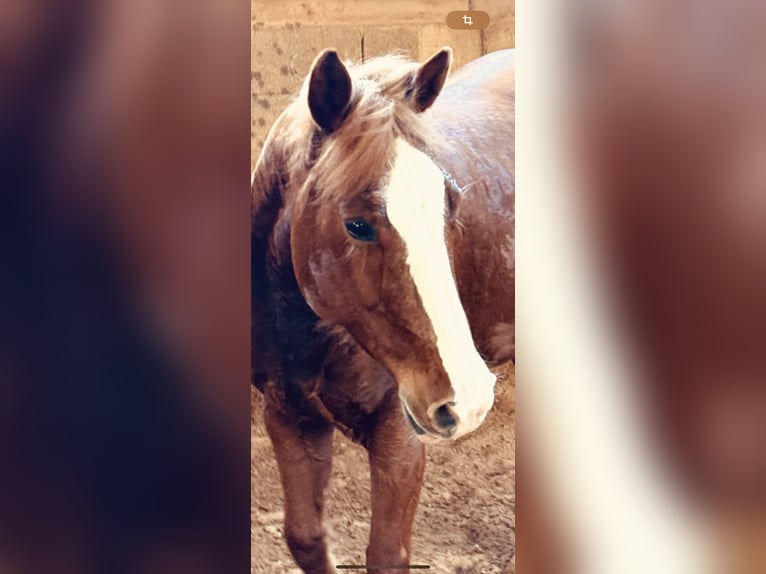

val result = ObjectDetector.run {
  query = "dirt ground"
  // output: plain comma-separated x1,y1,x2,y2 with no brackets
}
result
251,364,515,573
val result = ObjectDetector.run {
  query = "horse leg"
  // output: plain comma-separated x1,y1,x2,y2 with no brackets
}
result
365,397,426,572
263,396,335,574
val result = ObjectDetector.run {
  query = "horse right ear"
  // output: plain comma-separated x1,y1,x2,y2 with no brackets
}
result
308,49,353,133
409,47,453,112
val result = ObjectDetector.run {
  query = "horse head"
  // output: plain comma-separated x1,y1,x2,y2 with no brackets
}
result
257,48,497,441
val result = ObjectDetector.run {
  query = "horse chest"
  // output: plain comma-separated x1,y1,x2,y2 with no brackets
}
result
266,272,395,433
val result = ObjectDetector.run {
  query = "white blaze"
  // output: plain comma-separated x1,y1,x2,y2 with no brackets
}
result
383,138,496,438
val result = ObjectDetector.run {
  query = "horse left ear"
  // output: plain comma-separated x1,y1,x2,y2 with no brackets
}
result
308,49,353,133
410,47,453,112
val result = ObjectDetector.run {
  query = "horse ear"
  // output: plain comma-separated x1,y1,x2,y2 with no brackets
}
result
308,49,353,133
410,47,453,112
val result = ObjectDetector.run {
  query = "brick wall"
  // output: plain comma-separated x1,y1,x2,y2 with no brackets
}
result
251,0,514,168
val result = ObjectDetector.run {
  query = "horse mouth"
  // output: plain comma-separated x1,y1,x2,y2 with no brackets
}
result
401,401,450,442
402,403,427,436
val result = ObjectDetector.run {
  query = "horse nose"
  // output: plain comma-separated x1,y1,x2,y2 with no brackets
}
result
431,401,459,436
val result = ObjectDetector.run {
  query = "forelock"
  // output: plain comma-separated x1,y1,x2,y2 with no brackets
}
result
262,54,444,205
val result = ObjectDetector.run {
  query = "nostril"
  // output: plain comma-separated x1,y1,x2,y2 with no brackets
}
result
433,402,458,433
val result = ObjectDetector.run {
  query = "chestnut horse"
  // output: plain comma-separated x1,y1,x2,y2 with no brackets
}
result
252,47,514,572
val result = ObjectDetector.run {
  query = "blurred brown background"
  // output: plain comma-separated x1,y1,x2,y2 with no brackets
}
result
251,0,515,168
517,2,766,573
0,1,250,573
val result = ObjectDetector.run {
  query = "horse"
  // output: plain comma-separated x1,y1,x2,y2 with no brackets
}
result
252,46,514,573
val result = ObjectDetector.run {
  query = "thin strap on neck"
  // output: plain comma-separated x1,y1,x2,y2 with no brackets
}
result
440,167,462,194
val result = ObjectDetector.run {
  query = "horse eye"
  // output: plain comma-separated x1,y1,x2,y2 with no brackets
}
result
344,219,377,242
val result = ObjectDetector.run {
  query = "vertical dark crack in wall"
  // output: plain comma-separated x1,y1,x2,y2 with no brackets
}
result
467,0,488,55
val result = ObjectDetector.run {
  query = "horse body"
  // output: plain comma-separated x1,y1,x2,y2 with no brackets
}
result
252,48,514,573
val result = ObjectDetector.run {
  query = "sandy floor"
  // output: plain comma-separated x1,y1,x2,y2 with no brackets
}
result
251,364,515,573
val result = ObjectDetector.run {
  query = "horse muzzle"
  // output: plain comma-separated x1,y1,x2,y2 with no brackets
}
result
401,399,459,443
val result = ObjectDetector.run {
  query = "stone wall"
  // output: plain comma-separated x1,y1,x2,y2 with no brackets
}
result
251,0,514,168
